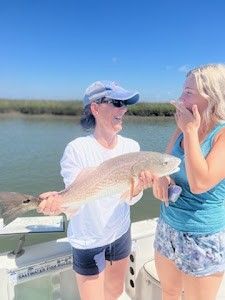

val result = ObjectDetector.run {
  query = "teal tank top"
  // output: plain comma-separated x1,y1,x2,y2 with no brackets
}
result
160,122,225,234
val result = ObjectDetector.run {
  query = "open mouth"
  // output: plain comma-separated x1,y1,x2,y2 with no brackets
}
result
157,166,181,177
164,167,180,176
167,166,180,175
173,167,180,173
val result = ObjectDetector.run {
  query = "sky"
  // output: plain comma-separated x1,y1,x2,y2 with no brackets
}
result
0,0,225,102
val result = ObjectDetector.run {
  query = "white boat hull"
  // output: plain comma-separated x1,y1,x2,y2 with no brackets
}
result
1,218,225,300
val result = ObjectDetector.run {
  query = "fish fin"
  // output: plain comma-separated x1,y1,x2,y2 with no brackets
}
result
130,176,135,200
131,160,146,176
63,209,78,220
120,190,131,202
60,201,84,219
120,177,137,203
61,206,80,220
61,201,83,210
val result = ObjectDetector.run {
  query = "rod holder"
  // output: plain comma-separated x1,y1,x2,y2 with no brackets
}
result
8,234,26,258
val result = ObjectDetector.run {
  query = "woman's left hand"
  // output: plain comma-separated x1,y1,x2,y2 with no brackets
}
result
152,176,171,206
171,101,201,133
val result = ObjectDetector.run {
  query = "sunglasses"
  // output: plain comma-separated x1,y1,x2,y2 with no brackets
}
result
96,97,128,108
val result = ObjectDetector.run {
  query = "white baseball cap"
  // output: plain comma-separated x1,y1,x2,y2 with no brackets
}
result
83,80,139,107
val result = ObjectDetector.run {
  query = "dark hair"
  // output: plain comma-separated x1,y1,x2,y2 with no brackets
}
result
80,104,96,130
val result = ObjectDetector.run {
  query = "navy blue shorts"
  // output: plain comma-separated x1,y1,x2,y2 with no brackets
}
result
72,228,131,276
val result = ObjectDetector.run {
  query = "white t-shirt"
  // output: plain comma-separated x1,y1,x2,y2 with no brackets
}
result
60,134,142,249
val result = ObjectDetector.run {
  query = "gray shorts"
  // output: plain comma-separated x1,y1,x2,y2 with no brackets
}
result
154,218,225,277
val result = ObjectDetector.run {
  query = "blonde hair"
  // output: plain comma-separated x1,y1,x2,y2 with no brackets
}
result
187,63,225,126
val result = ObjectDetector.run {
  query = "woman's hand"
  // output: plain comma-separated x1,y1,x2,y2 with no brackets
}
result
171,101,201,133
38,191,63,215
152,176,172,206
132,171,154,196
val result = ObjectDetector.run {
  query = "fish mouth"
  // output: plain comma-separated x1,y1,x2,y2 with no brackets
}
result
167,166,180,176
173,166,180,173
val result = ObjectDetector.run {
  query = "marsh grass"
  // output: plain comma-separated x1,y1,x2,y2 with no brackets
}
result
0,99,175,117
129,102,175,116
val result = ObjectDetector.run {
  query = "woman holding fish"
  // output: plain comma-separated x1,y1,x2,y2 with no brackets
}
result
38,81,153,300
153,64,225,300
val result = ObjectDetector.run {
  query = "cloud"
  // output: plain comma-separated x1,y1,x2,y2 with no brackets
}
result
178,65,191,73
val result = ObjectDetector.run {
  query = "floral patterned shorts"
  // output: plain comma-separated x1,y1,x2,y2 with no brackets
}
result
154,218,225,277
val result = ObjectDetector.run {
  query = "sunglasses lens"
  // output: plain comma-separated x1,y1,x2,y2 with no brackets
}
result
112,100,126,107
96,98,127,107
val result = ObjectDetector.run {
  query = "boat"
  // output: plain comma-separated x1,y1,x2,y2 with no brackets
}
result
1,217,225,300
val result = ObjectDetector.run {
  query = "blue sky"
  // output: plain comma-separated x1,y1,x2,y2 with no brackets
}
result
1,0,225,101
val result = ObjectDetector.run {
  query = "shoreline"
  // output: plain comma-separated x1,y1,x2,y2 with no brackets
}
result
0,111,175,121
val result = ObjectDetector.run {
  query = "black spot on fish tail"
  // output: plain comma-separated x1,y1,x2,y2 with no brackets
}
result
23,199,31,204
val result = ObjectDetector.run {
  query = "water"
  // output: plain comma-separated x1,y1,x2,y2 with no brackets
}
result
0,114,176,253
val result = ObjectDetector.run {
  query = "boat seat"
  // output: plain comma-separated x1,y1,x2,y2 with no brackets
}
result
144,259,160,287
144,259,185,299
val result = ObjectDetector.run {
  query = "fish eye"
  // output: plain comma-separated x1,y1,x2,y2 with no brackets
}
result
162,161,168,166
23,199,31,204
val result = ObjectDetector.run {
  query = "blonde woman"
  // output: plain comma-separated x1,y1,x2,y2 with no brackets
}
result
153,64,225,300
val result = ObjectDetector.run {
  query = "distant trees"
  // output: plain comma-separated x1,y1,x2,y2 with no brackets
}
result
0,99,175,117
